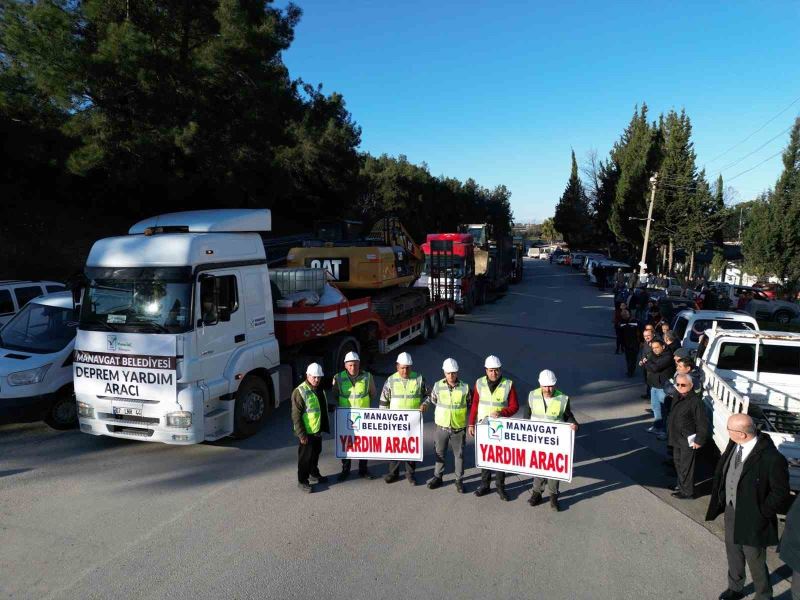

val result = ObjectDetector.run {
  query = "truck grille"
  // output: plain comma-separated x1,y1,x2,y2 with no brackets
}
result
106,425,155,437
99,413,160,425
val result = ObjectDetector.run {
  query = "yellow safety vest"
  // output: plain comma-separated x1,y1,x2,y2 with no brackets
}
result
298,381,322,434
476,376,512,421
388,372,423,410
337,371,371,408
433,379,469,430
528,388,569,422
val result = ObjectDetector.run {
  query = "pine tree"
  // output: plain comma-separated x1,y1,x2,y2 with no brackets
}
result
554,150,591,247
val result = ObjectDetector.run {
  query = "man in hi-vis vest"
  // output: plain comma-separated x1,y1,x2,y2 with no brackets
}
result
291,363,331,494
526,369,578,511
332,351,377,481
380,352,428,485
424,358,471,493
468,355,518,501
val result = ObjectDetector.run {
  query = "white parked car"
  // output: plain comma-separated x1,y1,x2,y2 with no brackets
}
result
0,292,78,429
0,280,65,327
671,309,759,352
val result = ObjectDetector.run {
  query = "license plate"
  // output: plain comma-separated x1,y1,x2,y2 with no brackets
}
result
113,406,143,417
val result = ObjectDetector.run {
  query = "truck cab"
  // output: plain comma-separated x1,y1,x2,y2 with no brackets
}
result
420,233,475,313
671,309,759,353
74,209,285,444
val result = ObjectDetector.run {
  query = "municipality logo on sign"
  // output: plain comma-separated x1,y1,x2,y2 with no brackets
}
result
347,414,362,431
488,419,504,440
106,335,132,352
107,335,118,351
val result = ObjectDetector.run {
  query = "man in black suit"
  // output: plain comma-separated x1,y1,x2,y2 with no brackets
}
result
706,413,791,600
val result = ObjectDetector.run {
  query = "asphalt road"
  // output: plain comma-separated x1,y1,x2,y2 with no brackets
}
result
0,259,793,599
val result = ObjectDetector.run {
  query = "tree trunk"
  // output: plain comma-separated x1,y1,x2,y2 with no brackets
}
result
689,251,695,279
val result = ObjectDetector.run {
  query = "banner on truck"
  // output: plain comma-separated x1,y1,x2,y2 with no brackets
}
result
335,408,423,461
73,330,177,402
475,417,575,482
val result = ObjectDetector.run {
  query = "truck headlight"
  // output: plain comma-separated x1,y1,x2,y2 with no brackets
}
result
77,401,95,419
7,364,51,386
166,411,192,428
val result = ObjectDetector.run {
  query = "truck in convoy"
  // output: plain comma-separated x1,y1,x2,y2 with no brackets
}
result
419,233,476,313
461,223,512,305
511,235,525,284
72,209,454,444
700,328,800,489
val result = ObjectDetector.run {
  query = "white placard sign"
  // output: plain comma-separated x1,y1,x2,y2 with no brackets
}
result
335,408,423,461
73,330,177,402
475,417,575,482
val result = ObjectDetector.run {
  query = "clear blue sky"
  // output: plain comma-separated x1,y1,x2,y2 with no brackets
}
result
280,0,800,222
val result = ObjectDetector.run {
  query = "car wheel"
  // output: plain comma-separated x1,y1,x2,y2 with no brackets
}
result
232,376,272,439
44,389,78,430
775,310,792,326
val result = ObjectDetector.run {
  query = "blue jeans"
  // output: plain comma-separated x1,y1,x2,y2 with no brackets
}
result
650,387,666,430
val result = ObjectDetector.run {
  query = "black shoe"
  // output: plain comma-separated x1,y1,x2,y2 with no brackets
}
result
384,474,400,484
497,488,509,501
337,470,350,482
671,491,694,500
474,486,491,497
528,491,542,507
406,475,417,486
455,480,464,494
550,495,560,512
427,477,443,489
359,470,376,480
298,482,312,493
718,590,744,600
310,474,328,484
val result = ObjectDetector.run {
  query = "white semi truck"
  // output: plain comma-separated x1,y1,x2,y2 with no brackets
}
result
73,209,454,444
700,328,800,489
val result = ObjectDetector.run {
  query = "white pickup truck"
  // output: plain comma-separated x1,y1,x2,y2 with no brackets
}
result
700,328,800,489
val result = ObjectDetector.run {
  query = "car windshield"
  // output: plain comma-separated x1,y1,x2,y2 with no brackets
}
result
80,267,193,333
0,302,77,354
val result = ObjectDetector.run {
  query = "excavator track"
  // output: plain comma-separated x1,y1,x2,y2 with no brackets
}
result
368,288,428,325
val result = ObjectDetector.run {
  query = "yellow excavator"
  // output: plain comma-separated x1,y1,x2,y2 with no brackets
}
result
286,217,428,322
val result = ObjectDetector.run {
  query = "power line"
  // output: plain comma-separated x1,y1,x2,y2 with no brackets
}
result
726,148,785,182
715,122,795,173
703,93,800,165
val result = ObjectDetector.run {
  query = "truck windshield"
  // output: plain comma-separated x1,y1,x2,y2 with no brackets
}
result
423,256,464,278
0,303,77,354
80,267,193,333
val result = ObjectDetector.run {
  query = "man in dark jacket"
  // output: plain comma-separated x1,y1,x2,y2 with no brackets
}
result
667,375,708,499
643,338,673,437
291,363,332,493
780,496,800,600
706,414,791,600
619,309,640,377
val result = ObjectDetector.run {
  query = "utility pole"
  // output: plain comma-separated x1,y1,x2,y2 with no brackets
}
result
638,173,658,282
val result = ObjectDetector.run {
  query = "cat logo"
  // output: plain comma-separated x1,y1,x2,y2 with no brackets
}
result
306,258,350,281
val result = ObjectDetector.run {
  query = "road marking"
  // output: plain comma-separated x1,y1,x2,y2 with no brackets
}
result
457,318,616,340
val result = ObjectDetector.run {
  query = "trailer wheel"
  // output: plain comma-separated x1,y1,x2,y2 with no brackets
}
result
44,388,78,430
416,317,431,344
428,313,439,339
232,376,272,439
462,290,474,314
438,308,447,332
476,284,487,306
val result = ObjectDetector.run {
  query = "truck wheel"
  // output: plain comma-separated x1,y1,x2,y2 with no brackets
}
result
429,313,439,338
476,286,487,306
323,336,359,385
438,308,447,331
775,310,792,325
416,317,431,344
232,376,272,439
44,388,78,430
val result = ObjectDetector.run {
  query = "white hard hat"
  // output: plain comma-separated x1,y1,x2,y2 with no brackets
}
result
344,351,360,363
538,369,557,386
484,355,502,369
396,352,413,366
306,363,324,377
442,358,459,373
